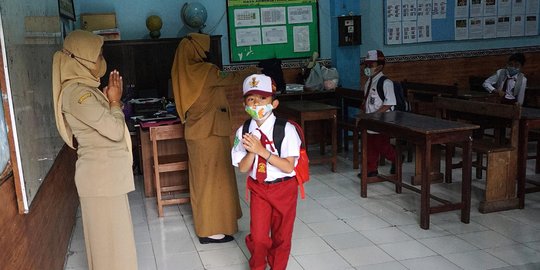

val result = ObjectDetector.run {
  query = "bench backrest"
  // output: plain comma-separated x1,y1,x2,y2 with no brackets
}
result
402,80,459,115
434,96,521,148
335,87,363,120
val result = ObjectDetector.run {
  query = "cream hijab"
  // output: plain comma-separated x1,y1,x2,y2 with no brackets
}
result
170,33,214,122
52,30,131,157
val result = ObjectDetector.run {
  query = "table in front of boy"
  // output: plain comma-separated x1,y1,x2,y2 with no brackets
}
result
276,100,338,172
357,111,479,229
517,107,540,208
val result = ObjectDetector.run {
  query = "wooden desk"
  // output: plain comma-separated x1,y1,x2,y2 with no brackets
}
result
358,111,478,229
139,125,188,197
517,107,540,208
276,100,338,172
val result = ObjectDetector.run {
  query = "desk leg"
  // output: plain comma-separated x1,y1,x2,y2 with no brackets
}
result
518,121,529,209
361,129,368,198
420,143,431,230
331,114,337,172
320,120,326,155
461,138,472,224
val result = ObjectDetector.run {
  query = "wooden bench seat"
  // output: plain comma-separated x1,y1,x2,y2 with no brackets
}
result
434,96,521,213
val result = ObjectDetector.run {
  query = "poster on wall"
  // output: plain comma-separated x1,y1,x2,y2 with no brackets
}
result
385,0,540,44
227,0,319,62
526,15,539,35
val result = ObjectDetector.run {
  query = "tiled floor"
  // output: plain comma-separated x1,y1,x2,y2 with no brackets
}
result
65,148,540,270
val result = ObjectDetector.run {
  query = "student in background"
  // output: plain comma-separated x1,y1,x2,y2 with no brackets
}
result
360,50,397,178
170,33,258,244
483,53,527,105
231,74,301,270
52,30,137,269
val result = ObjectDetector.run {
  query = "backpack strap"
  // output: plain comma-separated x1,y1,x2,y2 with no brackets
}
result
273,117,287,157
376,75,388,101
243,118,254,202
242,119,251,135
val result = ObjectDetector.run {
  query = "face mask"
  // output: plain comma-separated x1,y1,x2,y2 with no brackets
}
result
90,56,107,78
245,104,273,121
507,67,519,77
364,67,376,77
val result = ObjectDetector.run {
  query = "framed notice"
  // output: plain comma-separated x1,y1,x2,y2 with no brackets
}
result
227,0,319,62
58,0,76,21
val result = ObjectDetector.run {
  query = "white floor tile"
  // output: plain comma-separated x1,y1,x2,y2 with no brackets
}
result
378,240,437,261
361,227,413,245
484,244,540,266
307,219,355,236
155,251,204,270
443,250,509,270
290,236,333,256
337,245,395,266
198,246,247,269
419,235,478,254
457,230,517,249
344,214,391,231
400,255,462,270
322,231,374,250
355,261,407,270
295,251,352,270
397,223,451,239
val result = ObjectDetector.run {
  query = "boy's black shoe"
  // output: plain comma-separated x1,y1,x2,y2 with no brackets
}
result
357,170,379,178
199,235,235,244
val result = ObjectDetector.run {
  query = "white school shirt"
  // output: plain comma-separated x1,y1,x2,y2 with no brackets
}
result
363,72,397,114
231,114,301,182
363,72,397,134
483,68,528,104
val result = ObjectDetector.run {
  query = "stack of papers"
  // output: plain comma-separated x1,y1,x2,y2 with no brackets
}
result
286,84,304,92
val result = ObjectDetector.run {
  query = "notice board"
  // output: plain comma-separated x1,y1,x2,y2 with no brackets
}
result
384,0,540,45
226,0,319,62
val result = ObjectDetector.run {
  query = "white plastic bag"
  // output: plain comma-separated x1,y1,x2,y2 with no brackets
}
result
304,63,324,91
322,67,339,90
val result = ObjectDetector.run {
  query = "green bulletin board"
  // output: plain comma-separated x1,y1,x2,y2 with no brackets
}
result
226,0,319,62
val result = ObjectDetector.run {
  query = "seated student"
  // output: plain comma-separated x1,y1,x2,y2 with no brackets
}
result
360,50,397,178
483,53,527,105
231,74,301,270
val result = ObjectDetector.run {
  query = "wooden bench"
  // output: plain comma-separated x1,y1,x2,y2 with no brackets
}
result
402,80,459,116
335,87,363,169
434,96,521,213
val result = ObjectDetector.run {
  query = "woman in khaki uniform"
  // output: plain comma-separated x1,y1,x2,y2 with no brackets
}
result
52,30,137,269
171,33,257,244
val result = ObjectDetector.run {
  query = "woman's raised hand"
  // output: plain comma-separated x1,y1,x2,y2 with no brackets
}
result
105,70,123,103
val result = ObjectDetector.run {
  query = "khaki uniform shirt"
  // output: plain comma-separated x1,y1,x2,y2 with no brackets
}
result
62,83,134,197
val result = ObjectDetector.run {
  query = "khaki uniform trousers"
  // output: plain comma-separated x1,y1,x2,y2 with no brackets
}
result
80,194,137,270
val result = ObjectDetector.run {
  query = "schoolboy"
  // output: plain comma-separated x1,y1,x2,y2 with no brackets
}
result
231,74,301,270
483,52,527,105
360,49,397,177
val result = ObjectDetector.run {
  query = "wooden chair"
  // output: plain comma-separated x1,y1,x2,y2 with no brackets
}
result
149,124,190,217
335,87,363,169
434,96,521,213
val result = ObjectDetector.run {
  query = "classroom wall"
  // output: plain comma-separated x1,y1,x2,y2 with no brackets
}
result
78,1,539,89
78,0,333,66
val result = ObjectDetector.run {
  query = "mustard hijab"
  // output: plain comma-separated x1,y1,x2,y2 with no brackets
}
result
52,30,131,157
170,33,214,122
